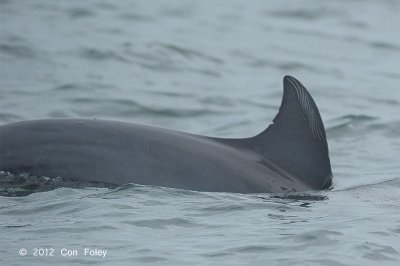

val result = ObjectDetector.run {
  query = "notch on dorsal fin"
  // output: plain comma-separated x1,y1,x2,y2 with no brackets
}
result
250,76,332,189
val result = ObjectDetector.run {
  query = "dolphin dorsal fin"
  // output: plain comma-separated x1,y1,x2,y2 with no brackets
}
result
250,76,332,189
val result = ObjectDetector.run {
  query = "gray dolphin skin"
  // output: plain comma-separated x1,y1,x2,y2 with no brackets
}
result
0,76,332,193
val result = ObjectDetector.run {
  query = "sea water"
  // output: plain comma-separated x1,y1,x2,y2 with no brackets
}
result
1,0,399,265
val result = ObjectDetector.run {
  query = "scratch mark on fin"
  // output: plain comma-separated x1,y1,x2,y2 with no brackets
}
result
286,77,324,141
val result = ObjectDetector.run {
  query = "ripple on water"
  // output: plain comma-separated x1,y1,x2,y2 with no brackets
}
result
77,47,130,63
122,218,202,230
0,43,37,59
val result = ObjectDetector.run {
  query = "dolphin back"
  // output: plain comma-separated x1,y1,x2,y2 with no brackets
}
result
0,76,332,193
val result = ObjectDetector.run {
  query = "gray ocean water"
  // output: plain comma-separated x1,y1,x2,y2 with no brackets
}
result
1,0,399,265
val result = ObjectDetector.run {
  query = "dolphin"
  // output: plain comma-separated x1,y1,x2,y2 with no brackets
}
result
0,76,332,193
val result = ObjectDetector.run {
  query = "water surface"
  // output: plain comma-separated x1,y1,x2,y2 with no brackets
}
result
1,0,399,265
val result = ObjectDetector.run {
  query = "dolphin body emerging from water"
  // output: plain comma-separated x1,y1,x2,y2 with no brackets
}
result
0,76,332,193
